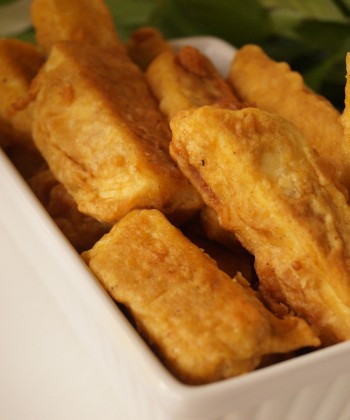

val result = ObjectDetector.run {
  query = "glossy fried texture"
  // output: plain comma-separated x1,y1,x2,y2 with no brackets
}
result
31,42,202,224
31,0,125,55
82,209,319,385
341,53,350,174
126,26,172,71
170,106,350,345
146,45,242,120
228,45,347,188
29,169,109,252
0,38,45,148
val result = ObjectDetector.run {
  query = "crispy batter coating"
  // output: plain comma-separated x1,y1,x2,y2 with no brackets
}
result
341,53,350,174
31,0,124,55
146,45,242,120
0,38,44,148
228,45,347,188
126,26,172,71
82,209,319,385
29,169,109,252
170,106,350,345
31,42,202,224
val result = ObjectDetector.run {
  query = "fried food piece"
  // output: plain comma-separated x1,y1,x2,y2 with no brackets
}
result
0,38,45,148
126,26,172,71
228,45,347,188
31,41,202,224
170,106,350,345
146,45,243,120
82,209,319,385
29,169,109,252
31,0,125,55
340,53,350,171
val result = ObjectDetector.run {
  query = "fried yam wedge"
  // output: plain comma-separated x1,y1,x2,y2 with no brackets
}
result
31,0,124,55
146,45,242,120
126,26,172,71
82,209,319,385
0,38,44,148
228,45,347,187
29,169,109,252
170,106,350,345
31,42,202,224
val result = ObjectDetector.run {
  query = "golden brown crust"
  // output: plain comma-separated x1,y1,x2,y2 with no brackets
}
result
170,106,350,345
340,53,350,181
31,0,125,55
31,41,202,224
228,44,347,188
126,26,172,71
83,209,319,384
0,38,45,148
146,45,243,120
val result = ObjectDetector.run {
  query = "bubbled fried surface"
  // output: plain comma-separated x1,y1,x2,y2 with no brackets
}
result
0,38,44,148
228,45,348,189
170,106,350,345
341,53,350,179
31,0,125,55
31,41,202,224
147,46,242,120
83,209,319,385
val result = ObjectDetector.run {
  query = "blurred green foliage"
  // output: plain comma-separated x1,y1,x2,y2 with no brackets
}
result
16,0,350,109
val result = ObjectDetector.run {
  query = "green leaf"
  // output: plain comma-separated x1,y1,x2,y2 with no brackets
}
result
105,0,157,40
303,35,350,90
16,27,35,43
0,0,14,5
292,20,350,52
259,0,348,22
149,0,272,46
334,0,350,13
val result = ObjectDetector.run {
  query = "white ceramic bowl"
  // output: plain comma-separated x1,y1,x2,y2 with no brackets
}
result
1,36,350,420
